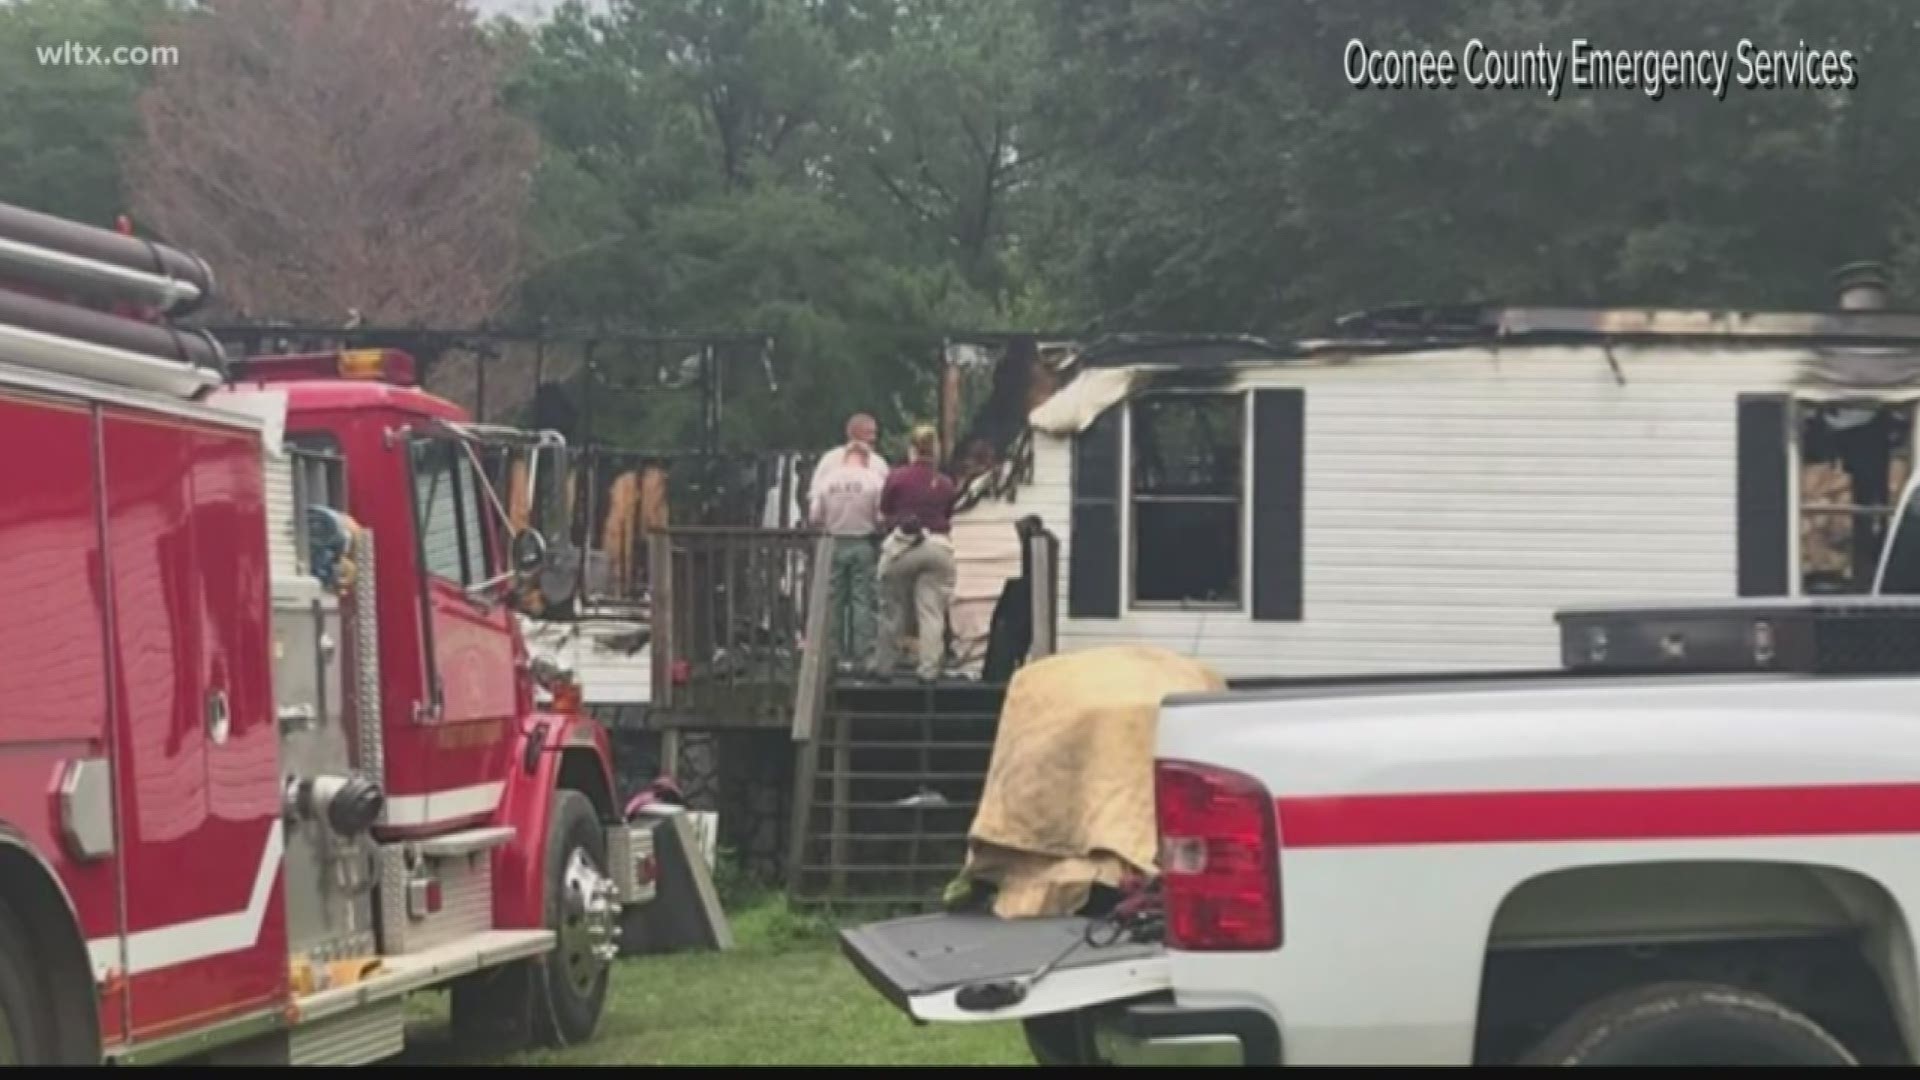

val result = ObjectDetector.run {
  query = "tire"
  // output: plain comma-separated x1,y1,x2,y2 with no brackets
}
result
0,899,57,1064
1022,1013,1109,1067
451,789,617,1054
1520,981,1856,1066
531,789,615,1048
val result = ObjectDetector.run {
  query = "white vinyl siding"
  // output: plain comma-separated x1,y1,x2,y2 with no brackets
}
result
958,344,1838,680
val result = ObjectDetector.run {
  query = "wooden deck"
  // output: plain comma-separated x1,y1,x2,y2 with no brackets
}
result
621,511,1057,905
646,527,823,730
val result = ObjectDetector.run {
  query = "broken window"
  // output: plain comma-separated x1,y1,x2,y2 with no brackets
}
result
1129,392,1244,606
1798,401,1913,594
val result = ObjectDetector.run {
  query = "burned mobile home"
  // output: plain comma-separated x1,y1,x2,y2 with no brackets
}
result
947,272,1920,679
225,286,1920,909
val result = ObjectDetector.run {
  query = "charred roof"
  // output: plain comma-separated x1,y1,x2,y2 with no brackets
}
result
1320,303,1920,352
1073,331,1295,368
1068,302,1920,374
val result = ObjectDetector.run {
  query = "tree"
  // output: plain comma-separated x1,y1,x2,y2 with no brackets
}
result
505,0,952,451
840,0,1048,304
503,0,1069,451
125,0,540,326
1032,0,1920,334
0,0,180,225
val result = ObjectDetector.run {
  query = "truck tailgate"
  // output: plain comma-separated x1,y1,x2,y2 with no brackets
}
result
838,911,1169,1024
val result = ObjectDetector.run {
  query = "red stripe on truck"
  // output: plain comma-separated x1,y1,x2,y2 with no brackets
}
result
1276,783,1920,848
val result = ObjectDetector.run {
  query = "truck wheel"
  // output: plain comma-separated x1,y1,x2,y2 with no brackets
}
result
0,900,54,1064
1520,981,1856,1066
1022,1014,1109,1066
450,790,619,1054
533,789,617,1048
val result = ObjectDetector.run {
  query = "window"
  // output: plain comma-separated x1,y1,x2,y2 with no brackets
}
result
412,438,494,587
1878,484,1920,594
1068,407,1122,618
286,432,347,581
1128,392,1244,606
288,432,346,516
1798,401,1913,594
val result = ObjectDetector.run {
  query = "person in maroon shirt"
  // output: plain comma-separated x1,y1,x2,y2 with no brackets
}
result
873,424,958,681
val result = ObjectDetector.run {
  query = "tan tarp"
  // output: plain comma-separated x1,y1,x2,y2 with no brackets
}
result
959,644,1227,918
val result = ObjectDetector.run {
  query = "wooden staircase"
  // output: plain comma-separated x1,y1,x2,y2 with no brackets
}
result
786,679,1008,909
780,517,1056,908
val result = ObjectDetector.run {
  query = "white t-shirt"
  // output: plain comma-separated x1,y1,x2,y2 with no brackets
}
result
810,454,886,537
809,443,888,503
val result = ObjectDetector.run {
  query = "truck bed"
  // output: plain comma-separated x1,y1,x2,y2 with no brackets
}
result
838,911,1168,1024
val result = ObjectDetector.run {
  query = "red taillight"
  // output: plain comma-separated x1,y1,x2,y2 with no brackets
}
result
1155,758,1281,951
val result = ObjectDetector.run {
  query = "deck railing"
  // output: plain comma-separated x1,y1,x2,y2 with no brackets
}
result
549,446,819,616
647,527,825,727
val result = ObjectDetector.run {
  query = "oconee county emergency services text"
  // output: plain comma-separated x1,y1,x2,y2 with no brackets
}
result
1343,38,1858,101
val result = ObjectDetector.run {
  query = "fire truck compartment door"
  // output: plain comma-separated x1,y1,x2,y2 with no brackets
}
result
102,411,285,1036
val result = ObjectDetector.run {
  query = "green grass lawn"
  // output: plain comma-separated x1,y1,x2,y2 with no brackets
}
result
400,896,1033,1066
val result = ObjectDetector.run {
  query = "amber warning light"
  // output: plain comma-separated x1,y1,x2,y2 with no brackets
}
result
228,348,418,386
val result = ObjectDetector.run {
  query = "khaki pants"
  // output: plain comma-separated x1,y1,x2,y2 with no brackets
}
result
873,531,955,679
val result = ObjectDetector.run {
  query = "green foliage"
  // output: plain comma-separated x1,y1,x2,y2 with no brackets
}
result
23,0,1920,443
0,0,181,225
1035,0,1920,332
726,892,839,952
504,0,1047,451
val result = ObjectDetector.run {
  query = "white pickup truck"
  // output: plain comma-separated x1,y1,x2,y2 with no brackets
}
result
840,485,1920,1066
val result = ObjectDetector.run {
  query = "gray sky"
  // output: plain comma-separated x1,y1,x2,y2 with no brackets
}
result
466,0,558,22
467,0,604,22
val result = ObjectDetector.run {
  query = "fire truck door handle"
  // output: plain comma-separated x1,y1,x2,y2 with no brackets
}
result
206,688,231,746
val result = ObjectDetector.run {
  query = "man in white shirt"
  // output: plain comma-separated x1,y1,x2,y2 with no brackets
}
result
810,414,888,671
809,413,888,500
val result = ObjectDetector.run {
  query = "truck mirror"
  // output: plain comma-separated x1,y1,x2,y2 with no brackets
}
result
511,528,548,576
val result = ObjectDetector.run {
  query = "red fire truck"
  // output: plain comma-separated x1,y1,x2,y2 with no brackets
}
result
0,200,648,1064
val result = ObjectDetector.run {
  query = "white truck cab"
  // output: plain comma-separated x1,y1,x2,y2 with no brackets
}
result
842,475,1920,1066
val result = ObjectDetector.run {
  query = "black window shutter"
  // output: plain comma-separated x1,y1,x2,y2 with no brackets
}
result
1736,394,1792,597
1068,406,1121,618
1251,388,1305,621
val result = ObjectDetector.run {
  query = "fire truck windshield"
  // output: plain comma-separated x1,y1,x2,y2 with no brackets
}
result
410,419,571,612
